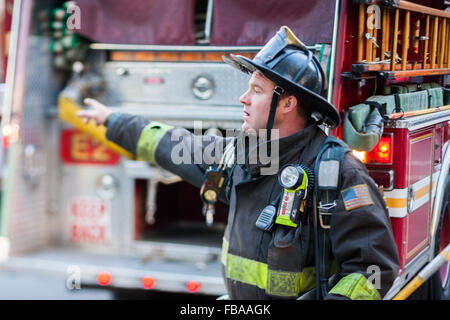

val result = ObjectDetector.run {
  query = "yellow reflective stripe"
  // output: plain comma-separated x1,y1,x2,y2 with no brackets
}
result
266,269,301,297
221,237,229,265
226,253,268,290
221,238,320,296
136,121,174,165
329,273,381,300
267,267,317,297
299,266,317,294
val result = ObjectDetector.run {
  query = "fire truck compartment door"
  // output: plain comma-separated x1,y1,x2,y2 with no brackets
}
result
75,0,196,45
210,0,336,46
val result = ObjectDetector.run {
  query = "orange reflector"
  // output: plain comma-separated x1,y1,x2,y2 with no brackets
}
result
110,51,135,61
180,51,204,61
136,52,155,61
142,276,155,290
204,52,225,61
156,52,179,61
97,271,112,286
186,281,200,293
110,51,257,62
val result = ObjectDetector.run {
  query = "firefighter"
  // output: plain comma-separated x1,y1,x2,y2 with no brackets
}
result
77,27,399,300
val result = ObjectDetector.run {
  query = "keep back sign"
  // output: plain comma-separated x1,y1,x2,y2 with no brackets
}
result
69,196,111,244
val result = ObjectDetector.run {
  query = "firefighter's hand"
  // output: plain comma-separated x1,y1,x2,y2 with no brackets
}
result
76,98,113,126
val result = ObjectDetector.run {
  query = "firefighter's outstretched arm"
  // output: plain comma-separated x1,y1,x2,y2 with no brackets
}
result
325,153,400,300
76,98,231,189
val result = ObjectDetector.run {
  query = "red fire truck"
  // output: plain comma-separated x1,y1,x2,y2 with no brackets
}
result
0,0,448,300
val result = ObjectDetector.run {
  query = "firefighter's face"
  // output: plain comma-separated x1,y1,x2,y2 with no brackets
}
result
240,71,279,134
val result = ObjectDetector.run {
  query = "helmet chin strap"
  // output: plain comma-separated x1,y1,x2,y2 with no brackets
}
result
266,86,284,142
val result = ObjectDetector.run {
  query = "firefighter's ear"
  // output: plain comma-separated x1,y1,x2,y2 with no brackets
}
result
279,95,298,114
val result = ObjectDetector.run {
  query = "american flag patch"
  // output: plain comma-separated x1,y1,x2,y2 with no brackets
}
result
341,184,374,211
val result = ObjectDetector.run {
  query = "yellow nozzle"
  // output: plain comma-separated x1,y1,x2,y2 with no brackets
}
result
57,96,135,160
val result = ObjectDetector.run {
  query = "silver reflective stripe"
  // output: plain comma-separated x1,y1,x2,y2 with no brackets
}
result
318,160,339,188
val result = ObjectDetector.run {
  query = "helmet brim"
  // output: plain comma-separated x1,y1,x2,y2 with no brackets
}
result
224,54,340,128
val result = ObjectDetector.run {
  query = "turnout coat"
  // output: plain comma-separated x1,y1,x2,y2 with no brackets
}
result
104,112,399,300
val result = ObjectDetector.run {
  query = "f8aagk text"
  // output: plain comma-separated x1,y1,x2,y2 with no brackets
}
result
179,304,270,317
224,304,270,315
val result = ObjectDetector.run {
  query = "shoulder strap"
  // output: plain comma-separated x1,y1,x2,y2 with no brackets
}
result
312,136,350,299
314,136,350,212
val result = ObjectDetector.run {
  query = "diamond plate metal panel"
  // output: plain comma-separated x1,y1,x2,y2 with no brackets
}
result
7,36,59,255
103,61,250,107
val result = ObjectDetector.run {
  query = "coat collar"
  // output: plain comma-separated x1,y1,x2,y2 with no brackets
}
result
236,124,326,177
